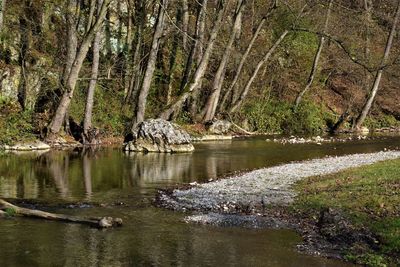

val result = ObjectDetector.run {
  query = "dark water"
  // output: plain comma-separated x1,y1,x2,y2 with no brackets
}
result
1,136,399,267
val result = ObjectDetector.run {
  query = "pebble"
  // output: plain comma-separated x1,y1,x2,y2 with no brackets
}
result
160,151,400,212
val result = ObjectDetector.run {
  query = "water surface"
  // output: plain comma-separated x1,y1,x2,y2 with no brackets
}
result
1,136,398,266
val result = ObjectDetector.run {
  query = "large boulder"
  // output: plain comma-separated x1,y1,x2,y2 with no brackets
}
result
124,119,194,153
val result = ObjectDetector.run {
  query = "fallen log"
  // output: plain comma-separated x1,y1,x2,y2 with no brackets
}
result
0,199,122,228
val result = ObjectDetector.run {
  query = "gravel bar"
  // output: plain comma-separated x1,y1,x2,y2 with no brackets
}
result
159,151,400,212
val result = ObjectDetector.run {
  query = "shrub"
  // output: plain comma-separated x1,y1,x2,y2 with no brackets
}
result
243,98,328,135
0,100,35,145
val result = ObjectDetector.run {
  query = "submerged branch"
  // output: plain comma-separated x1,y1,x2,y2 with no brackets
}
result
0,199,122,228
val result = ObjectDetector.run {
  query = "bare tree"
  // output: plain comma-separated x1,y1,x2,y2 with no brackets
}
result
363,0,373,88
47,0,111,138
0,0,6,31
159,0,229,120
294,0,333,108
220,1,277,111
179,0,208,94
83,0,103,145
124,0,145,105
182,0,189,51
189,0,209,117
229,29,289,113
202,0,245,122
354,0,400,130
131,0,169,130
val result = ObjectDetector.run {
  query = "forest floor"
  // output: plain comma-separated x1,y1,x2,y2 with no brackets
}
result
157,151,400,266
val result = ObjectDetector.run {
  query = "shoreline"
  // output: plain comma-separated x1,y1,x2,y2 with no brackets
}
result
2,131,400,152
156,150,400,264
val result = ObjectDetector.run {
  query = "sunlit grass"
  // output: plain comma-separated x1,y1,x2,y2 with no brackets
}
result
295,159,400,266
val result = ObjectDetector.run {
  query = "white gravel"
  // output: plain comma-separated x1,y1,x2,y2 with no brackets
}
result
160,151,400,212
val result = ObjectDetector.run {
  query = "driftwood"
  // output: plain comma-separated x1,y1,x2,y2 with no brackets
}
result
0,199,122,228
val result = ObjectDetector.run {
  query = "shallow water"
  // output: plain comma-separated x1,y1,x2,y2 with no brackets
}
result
1,136,399,266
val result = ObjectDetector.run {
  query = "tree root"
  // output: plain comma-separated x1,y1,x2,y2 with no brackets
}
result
0,199,122,228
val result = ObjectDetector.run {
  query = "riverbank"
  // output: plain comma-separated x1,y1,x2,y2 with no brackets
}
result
157,151,400,266
293,159,400,266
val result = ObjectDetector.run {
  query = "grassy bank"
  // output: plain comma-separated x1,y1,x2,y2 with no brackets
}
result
294,159,400,267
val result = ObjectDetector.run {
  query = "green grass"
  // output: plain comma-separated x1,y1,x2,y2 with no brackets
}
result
294,159,400,266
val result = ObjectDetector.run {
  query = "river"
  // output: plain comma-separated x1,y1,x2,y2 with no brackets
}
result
1,135,399,266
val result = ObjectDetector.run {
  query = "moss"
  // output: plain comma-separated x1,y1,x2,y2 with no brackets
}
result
4,207,16,217
294,159,400,266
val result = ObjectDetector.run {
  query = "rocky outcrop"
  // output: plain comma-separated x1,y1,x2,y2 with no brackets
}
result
205,120,232,134
124,119,194,153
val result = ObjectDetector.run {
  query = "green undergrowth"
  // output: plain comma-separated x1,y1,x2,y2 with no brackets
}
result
294,159,400,266
242,98,331,135
69,84,131,136
365,114,400,130
0,99,36,145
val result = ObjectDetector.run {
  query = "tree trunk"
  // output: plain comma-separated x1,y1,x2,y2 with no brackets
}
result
17,8,31,111
220,1,277,111
47,0,110,138
105,8,112,57
0,0,6,32
124,0,145,105
86,0,96,32
179,0,208,94
61,1,78,86
131,0,169,130
229,30,289,113
0,199,122,228
160,0,227,120
220,17,266,111
202,0,245,122
182,0,189,51
364,0,372,62
294,0,333,108
354,0,400,130
123,0,134,97
117,0,123,54
166,9,181,105
83,0,103,144
188,0,208,118
363,0,373,88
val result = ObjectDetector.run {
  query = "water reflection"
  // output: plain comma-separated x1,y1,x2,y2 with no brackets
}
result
0,208,353,267
125,152,192,186
1,137,391,267
0,148,199,201
0,136,399,202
